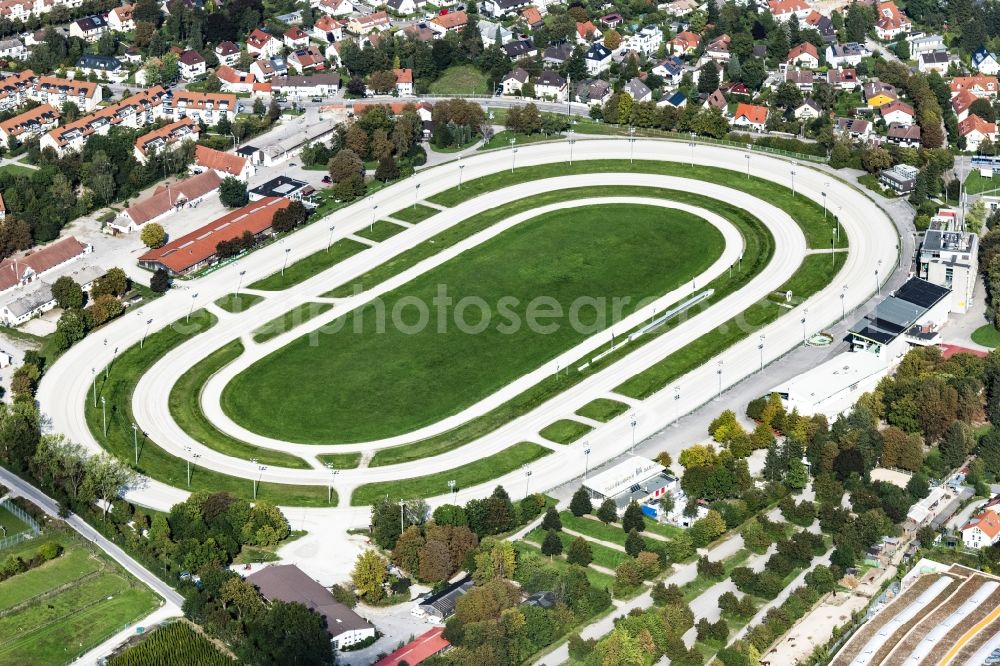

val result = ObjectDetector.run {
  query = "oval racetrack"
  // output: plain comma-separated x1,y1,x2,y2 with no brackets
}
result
36,138,899,523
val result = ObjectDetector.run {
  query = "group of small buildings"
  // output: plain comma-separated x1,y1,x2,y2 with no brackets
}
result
581,455,706,527
0,235,100,326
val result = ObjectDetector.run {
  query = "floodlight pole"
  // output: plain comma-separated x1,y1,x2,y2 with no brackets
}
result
132,423,139,465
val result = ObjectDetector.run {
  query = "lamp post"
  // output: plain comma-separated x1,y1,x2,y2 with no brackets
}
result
370,203,378,231
744,153,750,179
568,129,575,165
236,269,246,297
92,368,96,408
716,360,723,398
281,247,291,276
790,168,797,196
398,498,406,533
448,479,456,503
629,126,636,163
252,462,267,500
413,182,421,210
688,139,695,167
630,414,637,452
758,334,765,372
583,445,591,480
523,467,533,498
801,308,808,344
673,386,680,425
509,137,516,173
183,446,192,487
106,346,117,380
132,423,139,465
187,292,198,323
458,161,465,190
101,396,107,437
822,191,828,218
326,464,338,504
841,285,848,322
140,318,152,349
327,225,336,252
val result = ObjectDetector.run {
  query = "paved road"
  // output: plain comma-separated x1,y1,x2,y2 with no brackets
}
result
36,138,899,521
0,465,184,608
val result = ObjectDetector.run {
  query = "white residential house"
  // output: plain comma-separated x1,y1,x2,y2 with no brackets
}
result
623,25,662,55
317,0,354,15
284,26,310,49
246,29,282,58
178,50,206,80
973,47,1000,75
501,67,528,95
961,498,1000,549
793,98,822,120
917,50,952,74
584,42,612,75
0,38,26,59
826,42,869,68
394,68,413,96
534,70,567,101
478,20,512,45
215,41,241,66
69,14,108,42
880,100,914,126
107,4,134,31
386,0,418,13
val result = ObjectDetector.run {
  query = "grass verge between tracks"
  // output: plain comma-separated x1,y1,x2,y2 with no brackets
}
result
168,339,310,469
350,441,550,505
85,310,333,506
247,238,369,291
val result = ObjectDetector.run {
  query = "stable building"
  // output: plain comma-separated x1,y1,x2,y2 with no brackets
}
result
138,196,289,275
247,564,376,651
248,175,312,201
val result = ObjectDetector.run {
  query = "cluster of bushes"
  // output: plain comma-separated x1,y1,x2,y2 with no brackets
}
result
504,103,569,136
184,568,333,666
431,98,487,149
0,540,61,581
370,486,542,554
731,531,824,599
718,590,757,619
740,515,788,554
743,583,823,654
779,497,818,527
431,538,611,665
569,600,702,666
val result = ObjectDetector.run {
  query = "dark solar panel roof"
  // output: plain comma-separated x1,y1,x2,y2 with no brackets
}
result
852,326,897,345
894,278,950,309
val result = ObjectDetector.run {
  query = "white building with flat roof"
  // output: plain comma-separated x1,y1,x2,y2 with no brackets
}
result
919,214,979,314
771,350,890,420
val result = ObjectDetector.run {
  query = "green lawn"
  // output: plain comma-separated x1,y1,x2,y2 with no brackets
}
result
247,238,369,290
525,528,627,570
574,398,630,422
513,541,614,590
480,130,565,151
428,64,490,95
427,159,839,249
356,220,407,242
167,340,311,469
0,529,159,666
390,203,438,224
214,293,263,313
776,251,848,302
972,324,1000,348
0,163,37,178
539,419,594,445
251,303,333,343
316,452,362,468
0,504,28,536
558,512,627,546
85,310,330,506
365,185,771,466
964,170,1000,196
223,203,723,444
641,519,683,540
351,442,551,505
